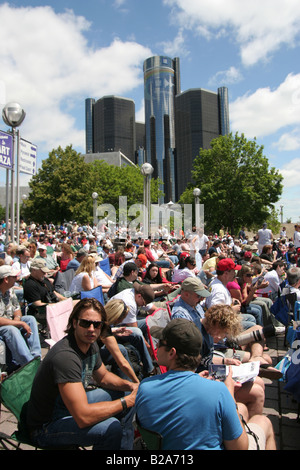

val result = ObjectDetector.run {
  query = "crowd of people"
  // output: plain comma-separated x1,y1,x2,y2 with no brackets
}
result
0,217,300,451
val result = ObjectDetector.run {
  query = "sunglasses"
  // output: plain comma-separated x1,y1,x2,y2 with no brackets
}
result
78,319,104,329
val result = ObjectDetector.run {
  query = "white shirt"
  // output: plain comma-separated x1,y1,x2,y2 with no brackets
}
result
11,260,31,280
257,228,273,249
205,277,232,309
257,270,280,295
294,230,300,248
172,266,196,283
110,288,152,324
95,266,113,286
70,272,96,293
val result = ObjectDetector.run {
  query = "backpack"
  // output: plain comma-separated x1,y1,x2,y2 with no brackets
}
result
270,288,296,326
107,277,122,299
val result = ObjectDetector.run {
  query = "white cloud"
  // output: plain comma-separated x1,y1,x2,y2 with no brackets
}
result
159,29,190,58
208,66,243,87
274,129,300,151
0,4,152,153
279,158,300,188
230,73,300,138
163,0,300,66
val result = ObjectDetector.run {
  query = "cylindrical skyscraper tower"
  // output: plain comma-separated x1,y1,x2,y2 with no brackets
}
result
143,56,180,203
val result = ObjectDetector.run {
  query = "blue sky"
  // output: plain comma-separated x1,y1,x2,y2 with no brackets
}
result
0,0,300,222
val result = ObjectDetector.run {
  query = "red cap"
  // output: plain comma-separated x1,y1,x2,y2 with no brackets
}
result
217,258,242,272
144,240,151,247
137,254,147,268
244,251,252,258
180,252,189,260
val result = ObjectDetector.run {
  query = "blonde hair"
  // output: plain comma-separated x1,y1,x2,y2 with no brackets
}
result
204,304,242,338
75,255,96,277
104,299,129,325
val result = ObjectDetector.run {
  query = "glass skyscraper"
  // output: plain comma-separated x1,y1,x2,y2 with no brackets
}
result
143,56,180,203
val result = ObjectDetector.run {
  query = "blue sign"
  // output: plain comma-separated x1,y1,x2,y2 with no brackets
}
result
0,130,12,170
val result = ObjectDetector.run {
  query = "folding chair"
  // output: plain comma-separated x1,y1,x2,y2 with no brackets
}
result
0,357,41,449
145,308,171,374
99,258,111,276
53,269,75,295
135,415,163,450
45,297,74,346
166,294,181,318
80,286,104,304
0,358,85,450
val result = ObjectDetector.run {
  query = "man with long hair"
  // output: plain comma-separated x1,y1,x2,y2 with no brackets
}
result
27,298,138,450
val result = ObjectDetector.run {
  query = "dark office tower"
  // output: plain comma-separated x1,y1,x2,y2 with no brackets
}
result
175,87,229,198
143,56,180,203
85,98,95,153
93,96,136,163
135,122,146,165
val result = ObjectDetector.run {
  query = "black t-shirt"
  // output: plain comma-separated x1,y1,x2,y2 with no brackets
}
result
27,334,102,429
23,275,58,314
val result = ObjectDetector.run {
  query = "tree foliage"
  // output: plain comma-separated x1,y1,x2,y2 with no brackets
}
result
179,133,283,234
23,146,162,224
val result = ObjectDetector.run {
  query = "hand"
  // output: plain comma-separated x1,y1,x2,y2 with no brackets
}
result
125,384,139,407
258,280,269,289
198,370,210,379
21,321,32,338
112,327,132,337
232,299,241,313
224,366,242,398
225,357,241,366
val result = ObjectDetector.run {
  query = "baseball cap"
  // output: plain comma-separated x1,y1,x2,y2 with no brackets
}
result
76,248,87,257
244,251,252,258
0,265,21,279
30,259,51,273
181,277,211,298
217,258,242,272
137,254,147,268
150,318,203,356
143,240,151,247
38,244,47,250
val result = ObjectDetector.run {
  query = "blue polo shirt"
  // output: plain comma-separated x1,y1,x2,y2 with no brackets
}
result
171,296,205,331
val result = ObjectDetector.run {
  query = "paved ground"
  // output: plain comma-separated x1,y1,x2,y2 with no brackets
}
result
0,334,299,451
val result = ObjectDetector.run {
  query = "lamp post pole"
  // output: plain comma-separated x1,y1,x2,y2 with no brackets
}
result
193,188,201,229
92,192,98,226
141,163,154,239
2,102,26,244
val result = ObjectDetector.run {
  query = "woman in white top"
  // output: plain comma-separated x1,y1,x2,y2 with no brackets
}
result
70,255,100,293
172,254,198,283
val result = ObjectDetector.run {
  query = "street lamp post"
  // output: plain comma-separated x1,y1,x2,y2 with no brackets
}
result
92,192,98,226
141,163,154,239
193,188,201,229
2,102,26,243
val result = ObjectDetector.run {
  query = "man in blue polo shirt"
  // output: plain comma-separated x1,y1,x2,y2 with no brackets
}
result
171,277,211,330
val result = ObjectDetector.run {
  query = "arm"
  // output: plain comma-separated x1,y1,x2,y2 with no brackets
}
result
101,334,139,383
58,369,138,429
0,307,32,337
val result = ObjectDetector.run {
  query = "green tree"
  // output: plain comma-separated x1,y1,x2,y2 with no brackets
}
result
179,132,283,234
23,146,91,224
23,146,163,224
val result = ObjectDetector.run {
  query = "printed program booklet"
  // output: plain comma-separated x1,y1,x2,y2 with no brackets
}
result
209,361,260,383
